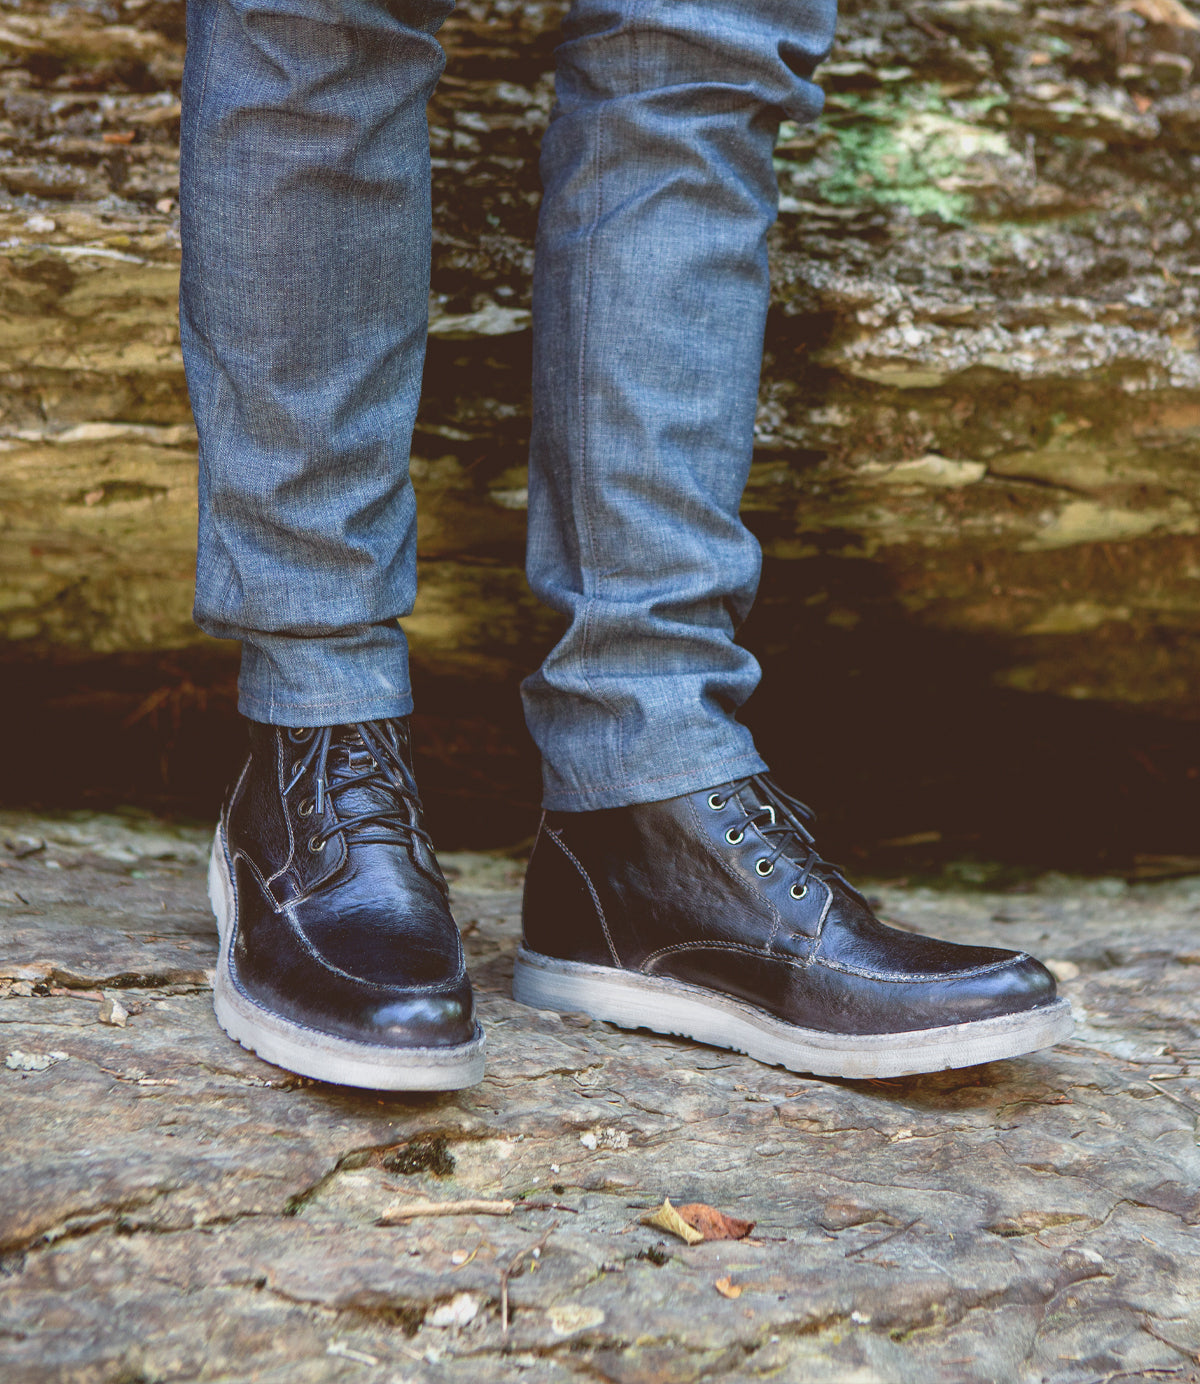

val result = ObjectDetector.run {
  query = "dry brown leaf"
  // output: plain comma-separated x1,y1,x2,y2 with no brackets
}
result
1118,0,1200,29
676,1202,756,1241
640,1198,704,1245
714,1276,742,1299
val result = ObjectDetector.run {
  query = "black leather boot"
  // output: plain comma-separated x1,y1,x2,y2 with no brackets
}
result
515,775,1072,1078
209,718,484,1089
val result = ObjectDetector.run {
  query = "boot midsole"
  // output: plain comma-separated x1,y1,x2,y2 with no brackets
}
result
512,946,1073,1079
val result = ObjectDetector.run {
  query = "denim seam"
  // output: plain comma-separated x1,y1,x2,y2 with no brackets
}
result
571,32,628,788
189,0,239,637
238,688,412,715
547,748,767,805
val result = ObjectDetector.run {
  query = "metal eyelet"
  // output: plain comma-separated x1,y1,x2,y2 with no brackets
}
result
287,727,312,744
790,883,808,900
725,828,744,846
291,760,305,778
308,835,325,853
297,799,314,818
756,859,774,877
707,794,726,811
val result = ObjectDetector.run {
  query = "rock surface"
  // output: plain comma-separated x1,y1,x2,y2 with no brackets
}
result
1,0,1200,719
2,812,1199,1383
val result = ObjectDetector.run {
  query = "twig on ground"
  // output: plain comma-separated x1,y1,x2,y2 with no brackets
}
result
844,1218,921,1259
377,1198,514,1224
1146,1079,1200,1115
500,1221,559,1335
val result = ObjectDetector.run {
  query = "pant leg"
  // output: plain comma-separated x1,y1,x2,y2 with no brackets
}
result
180,0,452,727
522,0,837,810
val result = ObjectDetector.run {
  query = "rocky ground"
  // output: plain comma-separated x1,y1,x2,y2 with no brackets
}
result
1,811,1199,1383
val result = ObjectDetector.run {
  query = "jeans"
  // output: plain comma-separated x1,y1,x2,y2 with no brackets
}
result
180,0,837,811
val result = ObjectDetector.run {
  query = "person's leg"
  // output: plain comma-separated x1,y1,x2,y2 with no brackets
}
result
523,0,835,811
516,0,1073,1076
182,0,484,1090
181,0,450,726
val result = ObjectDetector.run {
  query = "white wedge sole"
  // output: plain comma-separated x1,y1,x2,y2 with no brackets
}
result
513,946,1073,1080
208,830,486,1090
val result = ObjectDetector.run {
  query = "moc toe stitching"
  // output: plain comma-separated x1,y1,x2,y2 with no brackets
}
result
226,972,480,1049
811,953,1036,983
517,774,1069,1071
215,718,482,1072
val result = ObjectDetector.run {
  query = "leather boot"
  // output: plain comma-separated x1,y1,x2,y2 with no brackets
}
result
515,774,1071,1078
209,718,484,1089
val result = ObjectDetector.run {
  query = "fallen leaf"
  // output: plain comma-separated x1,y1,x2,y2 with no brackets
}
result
640,1198,704,1245
102,131,136,144
677,1202,756,1241
714,1276,742,1299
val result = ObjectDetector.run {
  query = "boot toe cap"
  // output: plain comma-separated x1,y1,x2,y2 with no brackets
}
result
367,983,479,1049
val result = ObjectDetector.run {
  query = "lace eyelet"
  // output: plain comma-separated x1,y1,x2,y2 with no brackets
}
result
756,859,774,877
790,883,808,900
291,760,305,778
297,799,314,818
308,835,325,853
286,727,312,744
708,794,726,811
725,827,744,846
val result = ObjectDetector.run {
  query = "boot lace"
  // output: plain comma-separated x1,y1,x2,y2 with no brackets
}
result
715,773,857,900
281,721,437,864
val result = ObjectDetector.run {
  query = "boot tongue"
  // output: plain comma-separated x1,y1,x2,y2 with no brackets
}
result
327,731,408,824
730,784,781,830
332,720,411,771
322,724,441,884
727,780,822,869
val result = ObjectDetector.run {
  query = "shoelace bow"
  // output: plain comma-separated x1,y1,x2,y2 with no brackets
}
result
282,721,437,860
718,773,856,898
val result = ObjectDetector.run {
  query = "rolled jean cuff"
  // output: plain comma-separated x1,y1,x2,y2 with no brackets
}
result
234,623,412,728
541,747,769,813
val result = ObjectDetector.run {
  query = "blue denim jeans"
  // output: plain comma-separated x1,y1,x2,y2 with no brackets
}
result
181,0,836,810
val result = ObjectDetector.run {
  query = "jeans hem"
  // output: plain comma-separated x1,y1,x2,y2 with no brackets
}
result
542,749,769,813
237,688,415,728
